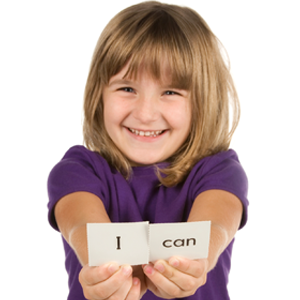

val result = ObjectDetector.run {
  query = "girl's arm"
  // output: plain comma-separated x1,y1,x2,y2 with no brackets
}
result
54,191,110,265
188,189,243,270
54,191,143,300
143,189,243,298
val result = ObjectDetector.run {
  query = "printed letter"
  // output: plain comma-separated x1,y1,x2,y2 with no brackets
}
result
162,239,172,248
186,238,196,246
116,236,121,250
174,239,185,247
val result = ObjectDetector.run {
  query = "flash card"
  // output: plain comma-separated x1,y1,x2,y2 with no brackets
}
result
87,222,149,266
149,221,211,262
87,221,211,266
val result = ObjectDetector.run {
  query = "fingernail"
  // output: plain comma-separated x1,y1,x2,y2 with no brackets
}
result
122,265,132,276
144,265,154,275
133,278,140,286
169,258,179,267
108,263,119,274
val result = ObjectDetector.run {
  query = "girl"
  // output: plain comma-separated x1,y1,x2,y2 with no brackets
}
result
48,1,248,300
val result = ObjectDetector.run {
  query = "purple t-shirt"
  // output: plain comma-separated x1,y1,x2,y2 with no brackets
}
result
47,145,248,300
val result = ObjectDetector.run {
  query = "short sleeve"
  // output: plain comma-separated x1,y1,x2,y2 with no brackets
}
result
189,150,249,229
47,146,111,231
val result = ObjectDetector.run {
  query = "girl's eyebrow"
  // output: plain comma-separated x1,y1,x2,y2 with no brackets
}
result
163,84,185,90
108,79,134,87
162,84,189,93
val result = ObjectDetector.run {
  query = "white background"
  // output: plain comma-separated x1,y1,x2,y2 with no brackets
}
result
1,1,299,299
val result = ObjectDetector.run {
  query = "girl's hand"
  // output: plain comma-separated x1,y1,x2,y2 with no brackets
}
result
79,263,141,300
132,265,147,297
143,257,208,299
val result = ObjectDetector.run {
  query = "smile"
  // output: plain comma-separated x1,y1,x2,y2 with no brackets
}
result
128,128,165,137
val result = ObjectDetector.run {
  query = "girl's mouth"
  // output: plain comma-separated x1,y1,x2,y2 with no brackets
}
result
127,127,165,137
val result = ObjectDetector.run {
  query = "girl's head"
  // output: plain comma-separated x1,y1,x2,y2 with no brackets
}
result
83,1,239,186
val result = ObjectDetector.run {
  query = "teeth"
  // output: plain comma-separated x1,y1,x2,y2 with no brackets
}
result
128,128,163,137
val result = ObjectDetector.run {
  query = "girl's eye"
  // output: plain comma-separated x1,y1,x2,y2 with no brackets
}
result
165,90,179,96
120,87,134,93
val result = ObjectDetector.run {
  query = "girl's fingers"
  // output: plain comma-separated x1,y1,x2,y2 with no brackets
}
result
126,278,141,300
80,264,133,300
90,274,132,300
143,258,208,296
168,257,208,278
80,263,120,285
144,264,184,298
153,257,207,279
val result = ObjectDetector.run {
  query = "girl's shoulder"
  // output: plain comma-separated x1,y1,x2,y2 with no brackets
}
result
186,149,248,228
189,149,244,178
62,145,106,164
58,145,116,174
47,145,115,230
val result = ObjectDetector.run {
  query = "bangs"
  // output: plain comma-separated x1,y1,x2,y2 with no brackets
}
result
99,8,194,90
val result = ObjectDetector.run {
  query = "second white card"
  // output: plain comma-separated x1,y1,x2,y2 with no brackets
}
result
149,221,211,262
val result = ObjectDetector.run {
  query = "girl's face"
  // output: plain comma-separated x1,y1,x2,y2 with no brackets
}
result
102,64,191,166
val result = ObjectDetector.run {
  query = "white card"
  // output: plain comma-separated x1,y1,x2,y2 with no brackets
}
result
149,221,211,262
87,222,149,266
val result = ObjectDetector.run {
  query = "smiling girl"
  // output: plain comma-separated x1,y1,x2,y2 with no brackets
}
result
47,2,248,300
102,62,191,166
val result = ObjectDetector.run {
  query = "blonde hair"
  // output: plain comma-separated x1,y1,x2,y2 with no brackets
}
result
83,1,240,187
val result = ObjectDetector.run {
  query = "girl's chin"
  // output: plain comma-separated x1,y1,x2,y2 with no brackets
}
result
128,159,161,167
127,155,165,166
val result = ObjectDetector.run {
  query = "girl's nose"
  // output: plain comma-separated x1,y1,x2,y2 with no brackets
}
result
133,96,159,123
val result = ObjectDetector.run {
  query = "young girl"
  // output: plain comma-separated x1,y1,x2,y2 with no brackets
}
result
47,2,248,300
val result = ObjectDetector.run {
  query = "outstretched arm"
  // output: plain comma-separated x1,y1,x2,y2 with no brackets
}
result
188,189,243,270
143,189,243,298
54,191,144,300
55,191,110,265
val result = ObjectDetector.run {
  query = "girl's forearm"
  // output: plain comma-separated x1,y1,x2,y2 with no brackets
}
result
188,189,243,271
68,224,90,266
54,191,111,266
205,223,229,271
